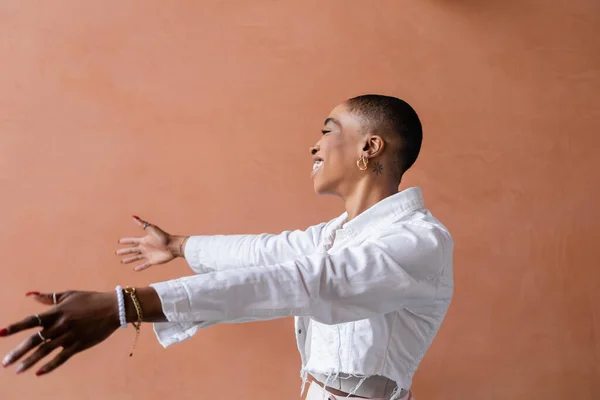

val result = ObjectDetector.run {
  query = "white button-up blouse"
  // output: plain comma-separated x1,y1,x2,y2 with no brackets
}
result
150,187,454,394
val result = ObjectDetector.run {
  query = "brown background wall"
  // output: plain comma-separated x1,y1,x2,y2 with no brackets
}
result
1,1,598,399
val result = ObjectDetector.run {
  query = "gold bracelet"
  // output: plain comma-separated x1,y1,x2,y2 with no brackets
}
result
123,286,143,357
179,236,189,258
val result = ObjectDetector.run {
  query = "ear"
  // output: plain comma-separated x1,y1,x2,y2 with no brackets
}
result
361,135,386,158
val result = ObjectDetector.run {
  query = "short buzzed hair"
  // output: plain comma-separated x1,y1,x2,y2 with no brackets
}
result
345,94,423,179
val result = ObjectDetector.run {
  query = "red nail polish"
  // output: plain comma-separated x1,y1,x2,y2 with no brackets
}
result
35,370,45,376
132,215,141,220
25,291,40,297
0,329,8,337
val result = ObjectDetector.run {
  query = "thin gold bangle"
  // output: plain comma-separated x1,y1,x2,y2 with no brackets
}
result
179,236,189,258
123,286,143,357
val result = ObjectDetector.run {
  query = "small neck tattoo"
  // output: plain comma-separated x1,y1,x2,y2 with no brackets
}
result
372,161,384,176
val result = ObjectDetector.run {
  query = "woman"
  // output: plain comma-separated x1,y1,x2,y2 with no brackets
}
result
0,94,453,400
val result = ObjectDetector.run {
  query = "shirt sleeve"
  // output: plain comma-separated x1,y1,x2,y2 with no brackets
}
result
151,222,452,347
183,221,329,274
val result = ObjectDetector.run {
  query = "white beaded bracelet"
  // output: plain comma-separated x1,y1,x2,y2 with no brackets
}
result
115,285,127,329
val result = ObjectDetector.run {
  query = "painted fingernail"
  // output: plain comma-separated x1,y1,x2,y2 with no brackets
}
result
25,291,40,297
2,355,12,367
15,364,24,374
35,370,46,376
0,329,8,337
132,215,141,220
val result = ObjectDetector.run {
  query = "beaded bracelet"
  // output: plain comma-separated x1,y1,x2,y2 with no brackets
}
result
115,285,127,329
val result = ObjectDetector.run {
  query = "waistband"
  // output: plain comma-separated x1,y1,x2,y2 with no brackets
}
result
306,381,412,400
310,372,407,399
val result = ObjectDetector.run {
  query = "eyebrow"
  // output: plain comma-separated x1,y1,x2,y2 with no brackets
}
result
324,117,341,127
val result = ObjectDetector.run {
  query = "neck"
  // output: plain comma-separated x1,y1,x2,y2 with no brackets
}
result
343,179,399,221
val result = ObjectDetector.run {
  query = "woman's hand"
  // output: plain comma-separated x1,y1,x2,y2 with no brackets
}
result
0,291,119,376
116,216,187,272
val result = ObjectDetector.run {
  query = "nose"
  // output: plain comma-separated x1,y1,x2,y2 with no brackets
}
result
310,145,319,155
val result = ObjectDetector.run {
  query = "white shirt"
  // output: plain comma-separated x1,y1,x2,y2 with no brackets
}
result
150,187,454,394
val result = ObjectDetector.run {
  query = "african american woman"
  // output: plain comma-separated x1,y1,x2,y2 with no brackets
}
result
1,94,454,400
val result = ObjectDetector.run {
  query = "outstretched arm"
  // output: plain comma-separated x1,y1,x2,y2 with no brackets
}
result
116,216,331,273
178,223,329,273
1,223,451,376
151,223,450,326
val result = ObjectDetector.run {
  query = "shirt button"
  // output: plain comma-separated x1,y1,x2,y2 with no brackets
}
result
297,329,302,334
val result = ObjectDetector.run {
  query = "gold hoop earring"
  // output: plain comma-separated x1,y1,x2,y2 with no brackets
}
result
357,156,369,171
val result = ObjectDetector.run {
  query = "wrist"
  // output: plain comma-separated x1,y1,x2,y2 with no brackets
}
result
167,235,189,258
123,290,138,324
123,287,167,323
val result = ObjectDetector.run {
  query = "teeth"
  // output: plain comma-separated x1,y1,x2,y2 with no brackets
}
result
312,160,323,171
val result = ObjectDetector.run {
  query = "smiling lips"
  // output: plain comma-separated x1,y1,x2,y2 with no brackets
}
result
312,160,323,172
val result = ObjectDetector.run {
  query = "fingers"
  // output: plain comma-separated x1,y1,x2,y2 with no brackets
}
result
117,216,153,245
14,335,68,374
36,345,78,376
132,215,145,228
115,246,141,256
2,325,61,369
132,215,152,230
1,312,55,337
117,237,141,245
116,216,157,270
116,245,151,270
27,292,64,306
2,332,44,368
121,254,145,264
134,262,151,272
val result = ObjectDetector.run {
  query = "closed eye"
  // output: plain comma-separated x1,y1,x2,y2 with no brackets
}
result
321,130,330,135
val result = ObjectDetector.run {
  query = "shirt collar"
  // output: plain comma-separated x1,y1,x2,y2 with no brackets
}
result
334,187,425,240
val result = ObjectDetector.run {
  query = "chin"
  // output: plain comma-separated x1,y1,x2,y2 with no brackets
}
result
312,180,327,195
312,179,337,196
313,187,327,196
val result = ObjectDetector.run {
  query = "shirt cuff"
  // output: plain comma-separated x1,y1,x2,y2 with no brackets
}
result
152,321,201,348
183,236,213,274
150,280,216,347
150,279,192,321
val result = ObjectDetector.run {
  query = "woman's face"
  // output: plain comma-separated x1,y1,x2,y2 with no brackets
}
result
310,103,366,196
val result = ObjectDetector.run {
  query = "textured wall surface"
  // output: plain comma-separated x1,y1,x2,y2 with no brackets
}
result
0,1,598,399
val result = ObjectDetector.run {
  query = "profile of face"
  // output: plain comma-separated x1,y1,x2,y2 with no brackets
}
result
310,103,385,197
